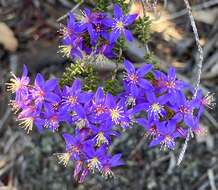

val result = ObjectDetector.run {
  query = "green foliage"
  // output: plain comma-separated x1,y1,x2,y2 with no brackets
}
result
113,37,126,62
144,52,159,68
112,0,128,13
104,79,123,95
73,0,83,3
59,60,98,91
133,16,151,44
94,0,109,12
93,0,128,13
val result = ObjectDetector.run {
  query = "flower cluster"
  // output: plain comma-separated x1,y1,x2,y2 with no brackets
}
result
121,60,214,150
59,4,137,60
7,60,214,182
6,3,215,184
7,65,129,182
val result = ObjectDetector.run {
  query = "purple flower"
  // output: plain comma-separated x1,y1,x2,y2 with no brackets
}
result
71,104,92,129
96,43,116,58
149,120,180,150
17,104,43,134
194,90,216,115
101,153,124,178
134,92,168,122
60,13,82,39
89,87,109,123
9,97,31,114
91,123,119,147
91,16,110,44
171,92,196,127
83,144,107,172
59,37,83,59
124,60,153,96
79,9,102,42
7,65,30,100
154,67,187,96
57,133,86,167
104,4,137,43
61,79,92,115
106,93,130,128
31,74,58,110
42,106,67,132
44,86,63,113
136,118,158,138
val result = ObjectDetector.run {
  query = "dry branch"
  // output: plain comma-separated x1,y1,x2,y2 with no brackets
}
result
177,0,204,166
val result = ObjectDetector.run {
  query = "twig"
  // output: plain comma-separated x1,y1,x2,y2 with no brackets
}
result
199,175,218,190
177,128,191,166
208,169,217,190
156,0,218,23
183,0,204,96
57,0,84,22
177,0,204,166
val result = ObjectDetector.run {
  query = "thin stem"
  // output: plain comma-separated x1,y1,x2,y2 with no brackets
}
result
177,0,204,165
183,0,204,97
57,0,84,22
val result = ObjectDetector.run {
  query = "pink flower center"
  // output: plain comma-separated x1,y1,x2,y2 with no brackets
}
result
68,96,77,104
95,105,107,115
165,81,176,89
129,74,138,84
179,105,192,115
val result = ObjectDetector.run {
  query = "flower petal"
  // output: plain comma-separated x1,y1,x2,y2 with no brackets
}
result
124,59,135,73
35,73,45,89
168,67,176,79
124,29,133,41
45,79,57,91
124,14,138,25
71,79,81,93
114,4,123,18
103,18,114,27
137,64,152,77
149,136,164,147
138,79,153,90
95,87,104,104
63,133,75,145
146,91,156,103
106,93,116,108
78,92,93,103
110,29,121,43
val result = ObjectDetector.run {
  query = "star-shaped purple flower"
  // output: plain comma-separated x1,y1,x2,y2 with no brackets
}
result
106,93,130,128
7,65,30,100
88,87,109,123
101,153,124,178
83,144,107,172
170,92,197,128
149,120,180,150
31,74,59,110
154,67,187,96
104,4,137,43
124,60,153,96
61,79,92,115
91,123,119,147
133,92,168,122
